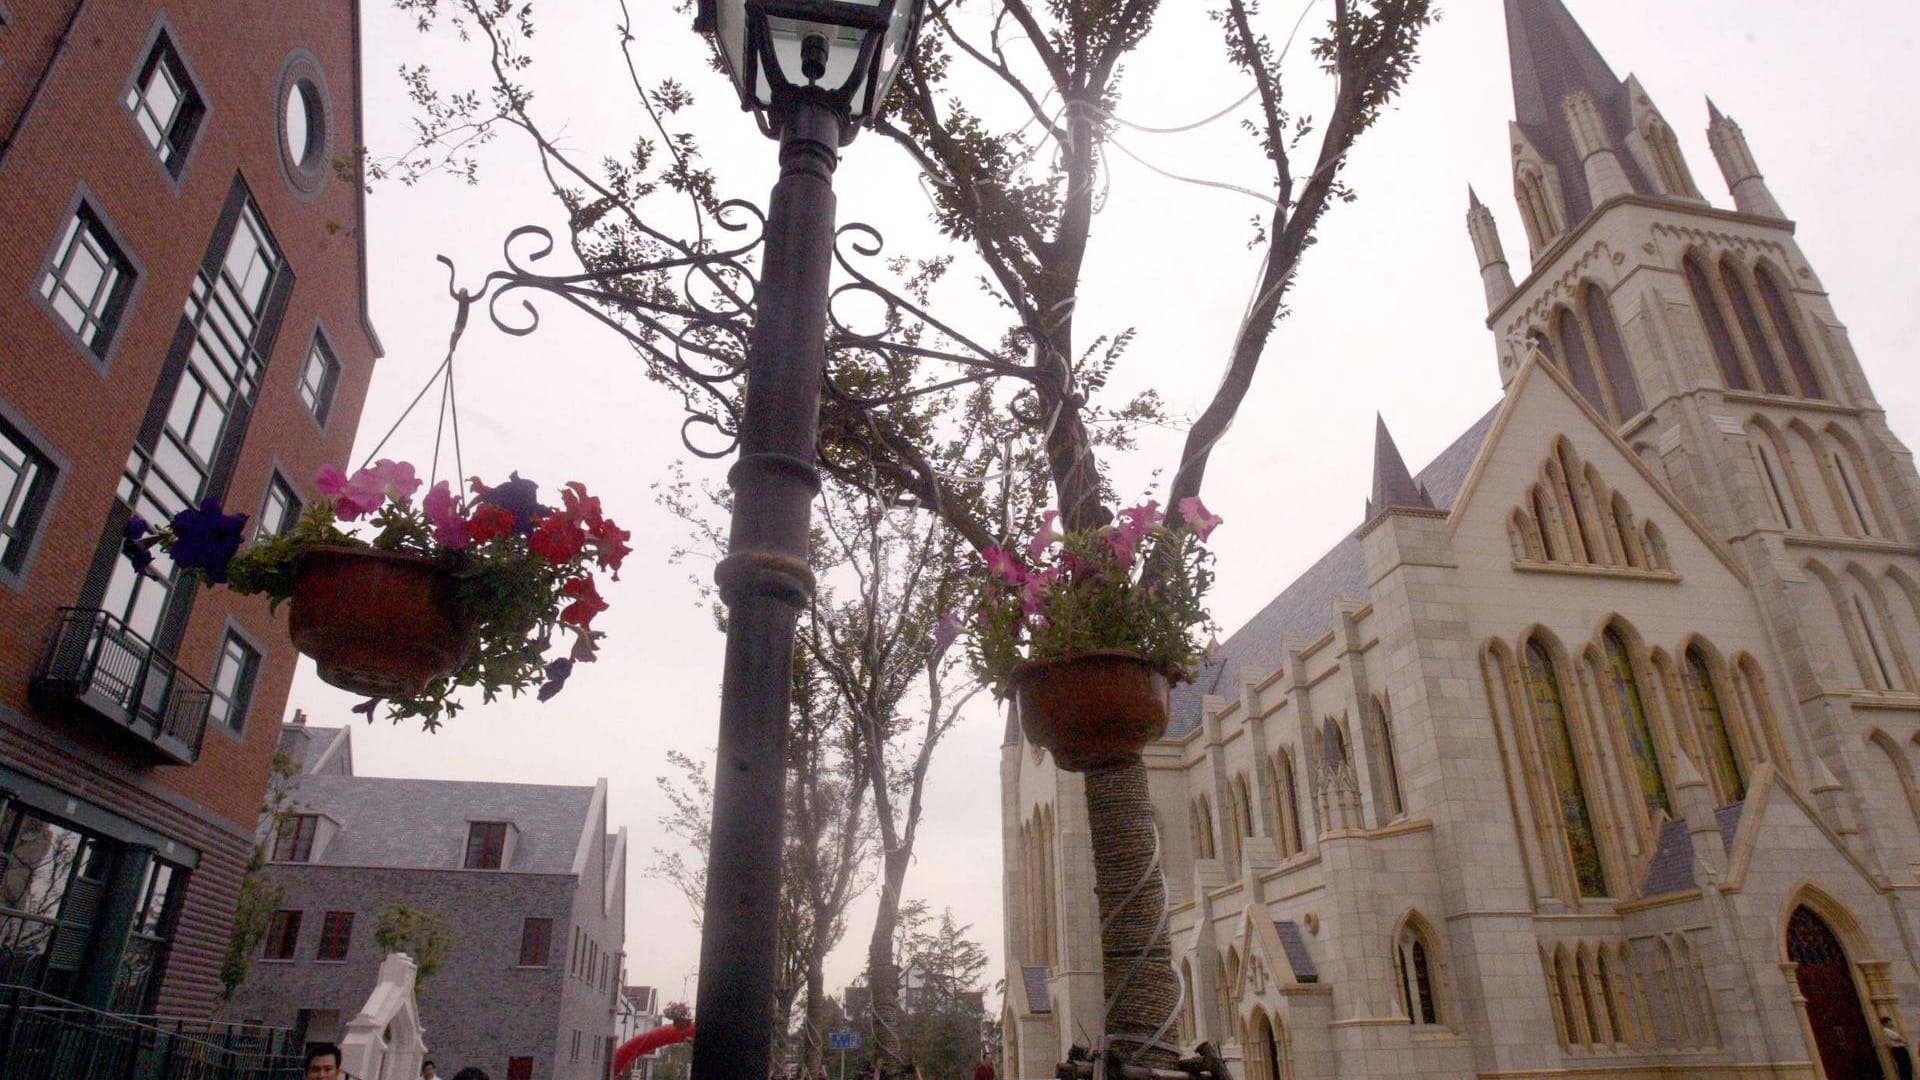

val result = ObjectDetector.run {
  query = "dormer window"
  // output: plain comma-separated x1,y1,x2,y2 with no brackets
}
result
465,821,515,870
274,814,320,862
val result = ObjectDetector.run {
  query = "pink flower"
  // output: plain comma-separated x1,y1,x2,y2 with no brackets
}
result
1025,510,1060,562
317,460,423,521
423,481,470,549
1116,500,1163,541
316,463,376,520
932,611,963,656
983,546,1026,584
1177,496,1224,541
1021,566,1060,615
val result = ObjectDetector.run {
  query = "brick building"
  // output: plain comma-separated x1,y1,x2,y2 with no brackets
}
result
0,1,377,1020
228,722,628,1080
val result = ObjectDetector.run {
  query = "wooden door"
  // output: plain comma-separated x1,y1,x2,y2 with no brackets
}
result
1789,906,1883,1079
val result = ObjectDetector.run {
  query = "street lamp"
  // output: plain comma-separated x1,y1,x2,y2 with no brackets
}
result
687,3,924,1079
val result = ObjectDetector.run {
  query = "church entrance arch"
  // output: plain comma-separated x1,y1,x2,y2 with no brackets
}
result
1787,905,1879,1080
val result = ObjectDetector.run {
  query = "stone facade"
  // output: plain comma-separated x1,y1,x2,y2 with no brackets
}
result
225,725,628,1080
1001,3,1920,1078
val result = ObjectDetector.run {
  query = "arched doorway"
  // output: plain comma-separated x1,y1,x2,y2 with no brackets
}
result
1788,905,1880,1079
1245,1009,1286,1080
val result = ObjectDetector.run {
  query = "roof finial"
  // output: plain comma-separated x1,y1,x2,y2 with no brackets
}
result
1705,96,1725,124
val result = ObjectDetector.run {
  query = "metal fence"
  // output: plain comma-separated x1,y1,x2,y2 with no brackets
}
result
0,986,305,1080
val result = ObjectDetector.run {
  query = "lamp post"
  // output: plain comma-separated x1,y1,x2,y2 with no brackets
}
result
688,2,923,1078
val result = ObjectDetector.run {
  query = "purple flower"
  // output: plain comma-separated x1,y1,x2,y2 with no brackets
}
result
121,515,154,573
168,499,248,584
538,657,575,702
475,473,545,536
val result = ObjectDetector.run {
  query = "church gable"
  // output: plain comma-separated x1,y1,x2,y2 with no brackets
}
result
1447,352,1746,592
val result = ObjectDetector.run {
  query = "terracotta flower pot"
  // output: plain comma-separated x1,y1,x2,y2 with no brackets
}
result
288,546,476,698
1011,650,1171,772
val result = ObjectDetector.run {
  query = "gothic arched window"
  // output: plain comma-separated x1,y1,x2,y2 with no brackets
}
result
1720,258,1789,395
1527,640,1610,898
1273,750,1303,857
1395,919,1442,1025
1371,697,1405,822
1584,283,1644,420
1192,795,1217,861
1604,628,1671,820
1517,167,1561,251
1754,265,1825,399
1683,254,1747,390
1553,306,1608,418
1686,647,1745,803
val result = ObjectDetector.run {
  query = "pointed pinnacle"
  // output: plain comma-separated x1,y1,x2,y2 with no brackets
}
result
1706,96,1725,124
1468,185,1485,210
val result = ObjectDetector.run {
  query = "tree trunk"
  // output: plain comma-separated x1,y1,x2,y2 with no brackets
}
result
1083,759,1181,1070
803,954,828,1079
866,848,912,1079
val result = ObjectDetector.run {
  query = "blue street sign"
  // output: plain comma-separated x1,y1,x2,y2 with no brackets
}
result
828,1031,861,1052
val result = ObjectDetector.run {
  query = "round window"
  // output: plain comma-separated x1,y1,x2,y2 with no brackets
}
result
276,52,330,197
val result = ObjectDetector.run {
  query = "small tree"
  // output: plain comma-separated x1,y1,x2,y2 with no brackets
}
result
374,904,453,985
898,906,990,1080
221,751,298,999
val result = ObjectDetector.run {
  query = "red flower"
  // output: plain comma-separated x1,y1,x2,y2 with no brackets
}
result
591,518,631,574
468,504,519,544
560,576,608,628
529,511,586,565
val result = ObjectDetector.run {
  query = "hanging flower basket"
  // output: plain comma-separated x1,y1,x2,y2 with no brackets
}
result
1010,650,1171,772
288,546,477,698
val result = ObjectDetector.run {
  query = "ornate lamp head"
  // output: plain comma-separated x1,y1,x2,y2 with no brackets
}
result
694,0,925,143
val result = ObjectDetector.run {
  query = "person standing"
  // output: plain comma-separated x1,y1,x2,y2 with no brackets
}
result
1885,1016,1913,1080
304,1044,343,1080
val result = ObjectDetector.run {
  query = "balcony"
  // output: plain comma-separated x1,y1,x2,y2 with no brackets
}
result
0,985,303,1079
31,609,211,767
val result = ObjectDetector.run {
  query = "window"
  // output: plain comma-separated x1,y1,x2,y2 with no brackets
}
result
1370,698,1405,822
257,471,302,540
465,821,508,869
1526,640,1609,898
1829,450,1877,537
1603,629,1670,820
110,859,183,1013
1754,265,1824,399
208,631,260,733
519,917,552,966
264,910,302,960
1273,750,1304,856
124,32,204,174
1686,648,1745,803
1684,255,1746,391
1553,307,1607,418
570,1030,582,1064
1583,284,1643,420
314,911,353,961
274,814,320,862
0,807,109,992
40,204,135,356
1395,921,1441,1025
297,337,339,426
1852,594,1901,691
1720,259,1788,395
507,1059,532,1080
1752,439,1798,529
0,416,56,576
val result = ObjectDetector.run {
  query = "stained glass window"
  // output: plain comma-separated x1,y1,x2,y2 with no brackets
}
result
1687,648,1745,803
1604,630,1671,819
1527,641,1609,897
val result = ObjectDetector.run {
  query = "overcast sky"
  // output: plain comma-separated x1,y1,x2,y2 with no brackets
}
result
303,1,1920,1011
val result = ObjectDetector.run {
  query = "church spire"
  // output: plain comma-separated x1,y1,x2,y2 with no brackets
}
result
1504,0,1650,223
1367,415,1433,519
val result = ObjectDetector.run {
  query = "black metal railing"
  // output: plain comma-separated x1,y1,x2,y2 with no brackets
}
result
31,609,212,766
0,985,304,1079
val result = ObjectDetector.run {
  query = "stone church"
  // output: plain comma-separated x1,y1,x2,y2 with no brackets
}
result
1000,1,1920,1077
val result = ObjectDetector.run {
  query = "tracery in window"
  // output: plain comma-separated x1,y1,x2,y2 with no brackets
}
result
1720,258,1788,395
1754,264,1825,399
1686,647,1745,803
1684,254,1747,390
1527,640,1609,897
1604,628,1671,820
1394,916,1442,1026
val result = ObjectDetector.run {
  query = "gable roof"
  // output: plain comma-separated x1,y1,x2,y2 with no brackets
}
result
283,774,597,874
1165,405,1499,737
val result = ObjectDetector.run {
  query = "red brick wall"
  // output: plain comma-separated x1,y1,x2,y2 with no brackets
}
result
0,0,378,1017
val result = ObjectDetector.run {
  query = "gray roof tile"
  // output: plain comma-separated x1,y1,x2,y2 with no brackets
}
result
1020,966,1051,1013
1640,818,1695,896
1274,921,1317,983
287,774,594,874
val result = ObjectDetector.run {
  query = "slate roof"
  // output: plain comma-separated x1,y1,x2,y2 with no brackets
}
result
1638,801,1745,898
1273,920,1317,984
1165,405,1499,738
286,774,594,874
1505,0,1653,223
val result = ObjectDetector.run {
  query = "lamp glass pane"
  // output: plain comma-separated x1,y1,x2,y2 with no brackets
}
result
765,16,867,95
712,0,756,104
863,0,919,116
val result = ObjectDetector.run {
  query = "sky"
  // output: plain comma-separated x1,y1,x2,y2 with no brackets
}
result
305,0,1920,1013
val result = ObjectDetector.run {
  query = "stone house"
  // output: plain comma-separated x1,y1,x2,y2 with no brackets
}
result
228,722,628,1080
1002,1,1920,1077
